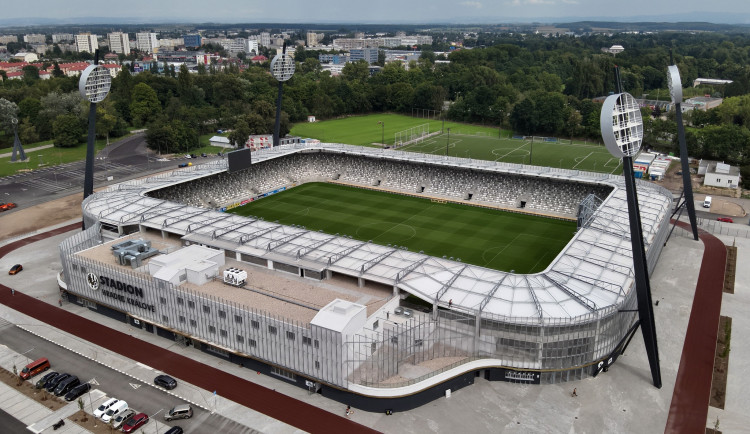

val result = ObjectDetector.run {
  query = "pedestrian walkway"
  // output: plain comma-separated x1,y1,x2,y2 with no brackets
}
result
0,144,55,159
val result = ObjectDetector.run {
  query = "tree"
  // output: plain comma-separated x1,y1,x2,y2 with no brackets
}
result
53,113,85,147
0,98,19,135
18,97,41,124
22,65,40,84
36,91,84,140
510,98,537,135
52,62,64,78
130,83,161,127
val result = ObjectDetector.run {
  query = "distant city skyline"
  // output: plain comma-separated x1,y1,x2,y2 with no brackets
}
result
1,0,749,26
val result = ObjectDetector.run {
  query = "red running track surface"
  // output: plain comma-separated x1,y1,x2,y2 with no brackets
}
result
664,222,726,434
0,223,378,434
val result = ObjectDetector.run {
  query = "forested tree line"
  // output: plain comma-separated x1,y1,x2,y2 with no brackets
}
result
2,31,750,183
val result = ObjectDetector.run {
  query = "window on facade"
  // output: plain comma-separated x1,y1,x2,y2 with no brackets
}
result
251,320,259,329
372,342,377,354
177,297,184,305
72,263,79,271
268,325,277,335
219,310,226,318
179,315,185,323
314,339,320,349
234,315,243,323
162,315,168,323
286,331,295,340
188,300,195,309
236,334,244,343
373,320,379,330
208,325,216,334
80,266,86,274
249,339,257,347
315,361,320,370
220,329,227,337
270,366,296,380
203,305,210,314
159,297,166,305
189,319,197,327
303,336,312,346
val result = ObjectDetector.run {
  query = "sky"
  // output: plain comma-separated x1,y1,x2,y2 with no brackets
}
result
1,0,748,24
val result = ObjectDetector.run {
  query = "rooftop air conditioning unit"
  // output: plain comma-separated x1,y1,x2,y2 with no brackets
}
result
223,268,247,287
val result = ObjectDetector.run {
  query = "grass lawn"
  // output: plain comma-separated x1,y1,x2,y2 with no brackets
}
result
228,182,576,273
0,138,112,178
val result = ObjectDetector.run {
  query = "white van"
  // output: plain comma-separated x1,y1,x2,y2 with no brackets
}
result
101,400,128,423
93,397,118,419
703,196,712,208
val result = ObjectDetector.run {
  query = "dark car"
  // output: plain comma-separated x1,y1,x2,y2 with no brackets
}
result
9,264,23,275
201,153,207,157
122,412,149,433
164,427,184,434
37,371,59,389
718,217,734,223
190,154,197,159
64,382,91,401
54,376,80,396
154,374,177,390
45,373,70,392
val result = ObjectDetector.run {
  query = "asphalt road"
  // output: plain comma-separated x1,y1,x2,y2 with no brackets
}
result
0,322,257,434
1,133,223,212
0,407,28,434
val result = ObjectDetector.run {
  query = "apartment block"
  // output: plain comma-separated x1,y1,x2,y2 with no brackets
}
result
108,32,131,55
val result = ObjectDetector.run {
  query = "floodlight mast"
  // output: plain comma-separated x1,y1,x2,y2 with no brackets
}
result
271,42,295,147
79,50,111,229
600,67,662,389
668,65,699,241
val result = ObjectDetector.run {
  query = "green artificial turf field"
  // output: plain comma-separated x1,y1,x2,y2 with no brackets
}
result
291,113,622,174
229,182,576,273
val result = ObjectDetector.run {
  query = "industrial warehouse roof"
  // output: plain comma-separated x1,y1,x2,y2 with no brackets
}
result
82,143,673,324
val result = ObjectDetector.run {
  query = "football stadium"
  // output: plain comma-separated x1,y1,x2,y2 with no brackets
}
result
58,143,673,411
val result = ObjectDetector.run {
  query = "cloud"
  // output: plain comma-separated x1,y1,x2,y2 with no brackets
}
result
460,1,483,8
511,0,555,5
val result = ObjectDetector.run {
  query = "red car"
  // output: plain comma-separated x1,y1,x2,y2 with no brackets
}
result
9,264,23,275
717,217,733,223
0,202,18,212
121,412,149,433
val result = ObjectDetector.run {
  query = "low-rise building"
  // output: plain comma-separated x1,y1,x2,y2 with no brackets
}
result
700,160,741,188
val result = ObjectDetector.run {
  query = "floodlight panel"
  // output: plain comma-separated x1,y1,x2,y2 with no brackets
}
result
79,65,112,103
270,53,295,82
600,92,643,158
667,65,683,104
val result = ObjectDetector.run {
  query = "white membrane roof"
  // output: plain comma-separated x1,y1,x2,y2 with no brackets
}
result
83,143,673,324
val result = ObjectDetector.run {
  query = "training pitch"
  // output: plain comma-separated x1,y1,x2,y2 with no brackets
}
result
291,114,622,174
228,182,576,273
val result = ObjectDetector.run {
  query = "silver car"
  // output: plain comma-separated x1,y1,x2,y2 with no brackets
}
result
112,409,135,429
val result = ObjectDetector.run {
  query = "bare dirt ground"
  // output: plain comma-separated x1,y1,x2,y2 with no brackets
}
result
0,194,83,242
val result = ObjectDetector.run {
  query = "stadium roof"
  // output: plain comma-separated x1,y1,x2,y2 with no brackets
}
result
83,143,673,325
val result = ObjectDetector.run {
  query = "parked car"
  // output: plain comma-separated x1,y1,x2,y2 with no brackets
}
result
9,264,23,275
53,375,80,396
201,153,207,157
164,427,184,434
93,397,119,419
45,373,70,392
37,371,59,389
718,217,734,223
64,383,91,401
112,409,135,430
190,154,197,159
154,374,177,390
0,202,17,212
20,357,50,380
101,400,128,423
184,154,191,159
122,412,149,433
164,404,192,421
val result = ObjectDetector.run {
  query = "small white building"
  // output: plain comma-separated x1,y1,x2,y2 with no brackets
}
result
209,136,232,148
13,52,38,62
148,244,225,286
702,161,741,188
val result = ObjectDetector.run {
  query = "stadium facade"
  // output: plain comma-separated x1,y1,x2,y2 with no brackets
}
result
58,143,673,411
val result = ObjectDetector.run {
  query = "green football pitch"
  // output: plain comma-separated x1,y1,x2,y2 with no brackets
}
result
290,113,623,174
228,182,576,273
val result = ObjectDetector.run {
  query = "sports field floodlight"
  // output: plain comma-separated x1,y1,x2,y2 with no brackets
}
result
668,65,699,241
79,53,110,229
271,43,295,147
10,117,27,162
601,86,662,389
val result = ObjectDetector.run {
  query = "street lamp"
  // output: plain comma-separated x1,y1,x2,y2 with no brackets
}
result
446,128,451,156
151,408,164,433
14,348,35,375
79,56,111,229
600,86,662,389
86,378,97,427
668,65,699,241
270,43,295,148
377,121,385,146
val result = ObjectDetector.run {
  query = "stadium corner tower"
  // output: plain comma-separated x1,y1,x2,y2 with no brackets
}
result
59,143,672,411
